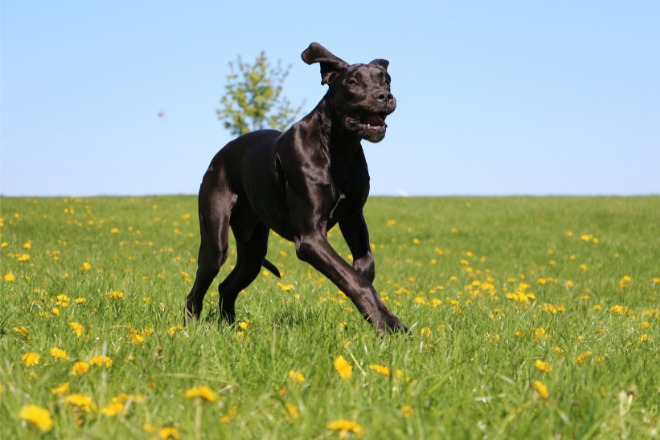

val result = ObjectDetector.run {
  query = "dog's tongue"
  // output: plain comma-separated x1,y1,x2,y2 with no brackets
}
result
363,114,384,127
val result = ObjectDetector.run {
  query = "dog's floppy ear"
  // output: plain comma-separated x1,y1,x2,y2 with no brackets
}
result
369,59,389,70
301,42,348,85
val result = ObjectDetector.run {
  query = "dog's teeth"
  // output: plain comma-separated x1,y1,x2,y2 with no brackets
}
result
363,115,384,127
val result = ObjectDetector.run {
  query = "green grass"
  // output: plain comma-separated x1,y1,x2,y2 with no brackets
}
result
1,196,658,439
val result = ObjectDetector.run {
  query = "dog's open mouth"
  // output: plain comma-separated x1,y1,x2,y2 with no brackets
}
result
348,112,387,132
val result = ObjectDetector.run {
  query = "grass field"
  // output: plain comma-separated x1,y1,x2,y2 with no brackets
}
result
1,196,658,439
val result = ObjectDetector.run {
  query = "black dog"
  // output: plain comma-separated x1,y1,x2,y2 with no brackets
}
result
185,43,407,336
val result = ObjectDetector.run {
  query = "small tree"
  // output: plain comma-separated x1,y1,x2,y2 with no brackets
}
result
217,51,304,136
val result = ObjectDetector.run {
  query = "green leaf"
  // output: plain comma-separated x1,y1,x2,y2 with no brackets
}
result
217,51,304,135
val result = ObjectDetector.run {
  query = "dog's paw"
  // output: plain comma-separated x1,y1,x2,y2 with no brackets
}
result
375,315,409,337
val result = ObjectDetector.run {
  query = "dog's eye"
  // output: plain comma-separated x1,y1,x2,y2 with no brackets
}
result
346,78,359,86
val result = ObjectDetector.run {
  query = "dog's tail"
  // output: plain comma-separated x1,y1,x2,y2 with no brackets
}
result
262,259,281,278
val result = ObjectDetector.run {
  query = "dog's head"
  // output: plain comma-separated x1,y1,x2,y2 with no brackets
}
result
302,42,396,143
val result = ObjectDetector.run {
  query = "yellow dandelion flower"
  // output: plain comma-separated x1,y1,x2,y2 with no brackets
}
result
642,308,660,317
69,321,84,338
64,393,96,413
81,262,92,271
168,325,184,337
127,326,153,344
285,402,299,420
19,404,53,433
90,355,112,368
4,272,16,282
533,380,549,400
369,364,391,377
51,382,70,395
101,400,125,417
22,352,40,366
420,327,432,337
50,347,69,360
184,385,218,402
220,407,237,424
71,361,90,377
639,334,650,343
543,303,557,314
17,253,30,262
129,333,145,344
400,404,414,417
506,289,536,306
159,426,181,440
106,290,124,300
327,418,364,438
610,304,634,316
534,359,552,373
618,275,632,288
576,350,592,366
101,393,144,416
277,282,294,291
55,294,70,306
288,370,305,384
334,355,353,380
533,327,548,342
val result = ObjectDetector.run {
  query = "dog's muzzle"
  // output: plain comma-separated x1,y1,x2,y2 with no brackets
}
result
347,92,396,143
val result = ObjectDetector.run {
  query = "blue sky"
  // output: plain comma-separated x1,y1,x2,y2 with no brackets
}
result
2,1,659,196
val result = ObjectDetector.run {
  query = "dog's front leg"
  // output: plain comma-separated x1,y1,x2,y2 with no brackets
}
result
339,213,375,282
294,231,406,336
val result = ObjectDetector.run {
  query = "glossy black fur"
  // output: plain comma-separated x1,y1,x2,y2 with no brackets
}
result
185,43,407,336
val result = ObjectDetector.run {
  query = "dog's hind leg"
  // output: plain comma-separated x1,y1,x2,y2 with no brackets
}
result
185,175,236,324
217,222,270,323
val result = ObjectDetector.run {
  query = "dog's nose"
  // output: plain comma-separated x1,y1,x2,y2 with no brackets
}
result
374,90,394,103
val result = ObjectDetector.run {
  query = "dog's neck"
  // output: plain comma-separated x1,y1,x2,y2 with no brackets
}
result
314,95,363,169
